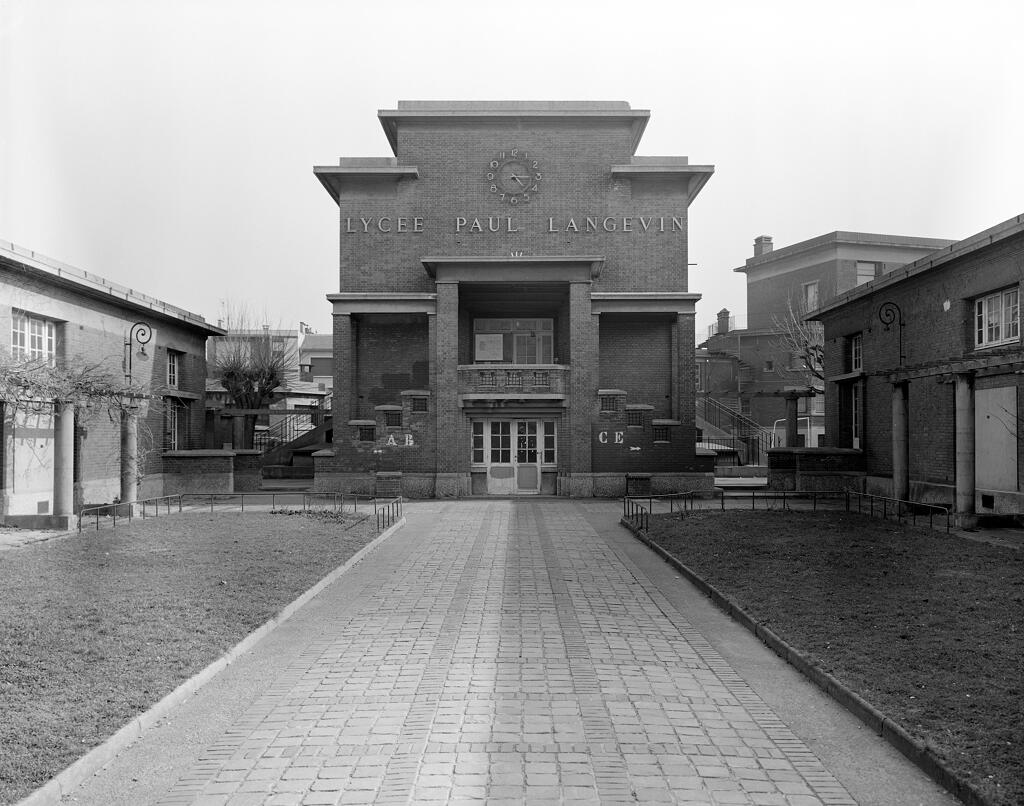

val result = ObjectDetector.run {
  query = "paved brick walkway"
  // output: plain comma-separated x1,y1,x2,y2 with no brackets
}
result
138,500,863,806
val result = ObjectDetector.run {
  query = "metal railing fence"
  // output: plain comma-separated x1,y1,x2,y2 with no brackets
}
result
374,497,403,531
624,489,951,533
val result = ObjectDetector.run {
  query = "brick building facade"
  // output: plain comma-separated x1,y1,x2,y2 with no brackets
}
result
1,240,221,524
701,231,953,447
313,101,714,497
812,214,1024,519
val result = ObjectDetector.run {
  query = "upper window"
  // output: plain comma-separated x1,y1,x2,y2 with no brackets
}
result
695,362,706,392
167,351,181,388
11,310,56,363
473,318,553,364
802,281,819,311
975,288,1019,348
855,262,878,286
849,334,863,372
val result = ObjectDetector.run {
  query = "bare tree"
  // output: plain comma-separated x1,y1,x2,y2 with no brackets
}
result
770,297,825,390
208,305,298,447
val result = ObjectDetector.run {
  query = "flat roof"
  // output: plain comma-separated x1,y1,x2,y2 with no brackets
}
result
378,100,650,156
734,231,955,274
0,239,224,335
811,213,1024,318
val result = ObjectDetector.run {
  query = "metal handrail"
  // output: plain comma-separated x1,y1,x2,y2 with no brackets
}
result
622,496,650,532
846,490,951,533
374,497,403,532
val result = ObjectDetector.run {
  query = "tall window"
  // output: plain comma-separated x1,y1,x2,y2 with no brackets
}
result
695,362,705,392
803,281,819,311
975,288,1019,348
849,334,863,372
851,382,862,450
167,351,180,388
11,310,56,363
165,399,189,450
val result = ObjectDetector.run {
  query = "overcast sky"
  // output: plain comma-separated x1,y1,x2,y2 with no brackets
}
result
2,0,1021,335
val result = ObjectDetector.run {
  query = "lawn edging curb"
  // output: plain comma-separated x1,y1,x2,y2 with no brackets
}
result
15,517,408,806
620,516,991,806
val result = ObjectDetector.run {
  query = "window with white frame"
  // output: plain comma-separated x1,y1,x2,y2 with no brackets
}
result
849,333,863,372
802,281,819,311
165,398,189,451
167,351,181,388
695,362,705,392
975,288,1020,348
11,310,56,363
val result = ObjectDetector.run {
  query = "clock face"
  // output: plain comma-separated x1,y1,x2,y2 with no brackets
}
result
486,149,542,205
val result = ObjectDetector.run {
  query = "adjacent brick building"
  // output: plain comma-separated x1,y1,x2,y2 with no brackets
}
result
313,101,715,497
1,240,222,524
701,231,953,448
812,214,1024,519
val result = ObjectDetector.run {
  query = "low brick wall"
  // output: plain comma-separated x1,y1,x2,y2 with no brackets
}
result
162,451,234,495
233,450,263,492
768,448,865,492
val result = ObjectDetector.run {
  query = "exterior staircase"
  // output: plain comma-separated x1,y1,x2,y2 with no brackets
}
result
696,395,775,466
258,395,332,481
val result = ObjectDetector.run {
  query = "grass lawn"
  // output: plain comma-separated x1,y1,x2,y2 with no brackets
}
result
645,509,1024,806
0,510,379,805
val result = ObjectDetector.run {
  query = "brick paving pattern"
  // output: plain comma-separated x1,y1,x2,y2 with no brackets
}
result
156,501,857,805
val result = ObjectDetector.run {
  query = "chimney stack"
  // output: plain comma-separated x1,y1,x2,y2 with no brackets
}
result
717,308,731,336
753,235,773,257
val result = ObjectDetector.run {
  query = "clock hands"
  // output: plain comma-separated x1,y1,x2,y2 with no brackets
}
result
509,174,528,187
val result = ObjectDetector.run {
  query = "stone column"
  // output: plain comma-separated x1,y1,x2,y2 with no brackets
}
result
434,282,460,495
955,373,976,518
120,404,139,505
53,400,75,520
891,381,909,500
785,393,800,447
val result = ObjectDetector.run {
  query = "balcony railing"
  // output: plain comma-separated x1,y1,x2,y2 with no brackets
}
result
458,364,568,396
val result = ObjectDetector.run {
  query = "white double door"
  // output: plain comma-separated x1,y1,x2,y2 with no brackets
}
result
485,419,541,495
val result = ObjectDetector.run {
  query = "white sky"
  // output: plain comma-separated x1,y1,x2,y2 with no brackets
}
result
2,0,1021,334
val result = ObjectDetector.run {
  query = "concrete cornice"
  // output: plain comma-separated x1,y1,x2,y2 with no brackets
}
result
378,101,650,156
313,163,419,203
610,162,714,201
327,292,437,315
422,255,604,282
591,292,701,315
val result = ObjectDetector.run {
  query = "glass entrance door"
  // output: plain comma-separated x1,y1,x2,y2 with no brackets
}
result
483,419,541,494
515,421,539,492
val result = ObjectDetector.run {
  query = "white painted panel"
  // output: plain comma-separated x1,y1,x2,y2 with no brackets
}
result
975,386,1018,491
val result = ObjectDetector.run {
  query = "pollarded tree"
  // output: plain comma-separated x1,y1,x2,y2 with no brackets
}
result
207,308,299,448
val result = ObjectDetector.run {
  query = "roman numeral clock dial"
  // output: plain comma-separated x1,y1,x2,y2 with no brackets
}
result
486,149,542,205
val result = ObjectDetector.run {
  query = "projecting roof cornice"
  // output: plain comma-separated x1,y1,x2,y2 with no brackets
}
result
326,292,437,315
610,159,714,201
591,292,702,315
378,101,650,156
314,159,419,203
422,255,604,282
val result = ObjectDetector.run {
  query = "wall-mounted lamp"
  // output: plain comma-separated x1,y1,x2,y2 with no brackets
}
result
877,302,905,366
124,321,152,384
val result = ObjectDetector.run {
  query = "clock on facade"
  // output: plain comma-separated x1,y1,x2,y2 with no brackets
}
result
486,149,542,205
